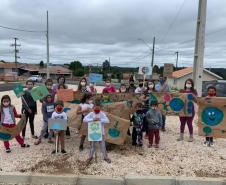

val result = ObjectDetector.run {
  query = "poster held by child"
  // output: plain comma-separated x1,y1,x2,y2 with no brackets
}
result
50,101,68,154
83,99,111,164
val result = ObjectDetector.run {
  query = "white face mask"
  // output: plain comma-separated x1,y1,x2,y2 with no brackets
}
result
148,84,154,89
151,106,157,110
186,84,192,89
106,83,111,87
81,82,86,86
89,83,94,87
88,100,93,104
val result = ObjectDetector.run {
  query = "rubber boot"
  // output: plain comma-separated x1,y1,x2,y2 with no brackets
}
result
177,133,184,141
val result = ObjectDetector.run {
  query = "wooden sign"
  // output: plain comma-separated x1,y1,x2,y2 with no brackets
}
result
57,89,74,102
0,115,26,141
198,97,226,138
104,113,130,145
163,63,174,77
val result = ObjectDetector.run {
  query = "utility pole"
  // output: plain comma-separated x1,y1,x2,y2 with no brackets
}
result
46,10,50,79
151,36,155,74
193,0,207,96
11,38,21,76
175,51,179,69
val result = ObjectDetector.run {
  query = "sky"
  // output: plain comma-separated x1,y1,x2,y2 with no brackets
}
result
0,0,226,68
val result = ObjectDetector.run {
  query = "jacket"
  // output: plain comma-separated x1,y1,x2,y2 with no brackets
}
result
0,106,21,124
146,109,162,129
22,90,37,114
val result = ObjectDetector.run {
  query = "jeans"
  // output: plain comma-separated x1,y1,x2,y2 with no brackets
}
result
22,111,35,137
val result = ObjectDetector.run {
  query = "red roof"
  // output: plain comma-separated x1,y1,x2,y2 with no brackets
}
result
172,67,193,78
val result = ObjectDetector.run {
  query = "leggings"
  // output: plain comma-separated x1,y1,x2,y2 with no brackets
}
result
179,116,194,135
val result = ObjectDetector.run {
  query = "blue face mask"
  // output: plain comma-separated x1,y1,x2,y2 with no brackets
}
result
160,79,164,85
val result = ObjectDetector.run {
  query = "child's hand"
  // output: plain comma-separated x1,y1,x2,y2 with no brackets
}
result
94,117,100,121
28,109,32,114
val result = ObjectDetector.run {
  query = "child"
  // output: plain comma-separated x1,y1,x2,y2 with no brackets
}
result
87,82,97,94
0,95,30,153
146,100,162,148
21,80,38,139
130,103,145,146
55,84,71,138
204,86,216,147
119,83,127,93
34,94,54,145
102,79,116,93
83,99,111,164
77,93,94,151
51,101,67,154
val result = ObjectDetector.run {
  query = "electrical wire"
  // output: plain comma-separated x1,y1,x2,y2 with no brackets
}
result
0,25,45,33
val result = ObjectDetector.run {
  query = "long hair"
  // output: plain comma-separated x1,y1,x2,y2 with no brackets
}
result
57,75,65,84
146,80,156,92
184,78,195,91
78,78,87,91
1,95,11,111
80,93,92,104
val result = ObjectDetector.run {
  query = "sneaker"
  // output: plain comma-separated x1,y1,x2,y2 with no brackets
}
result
48,139,54,144
51,150,59,154
66,135,71,139
34,139,41,145
148,144,152,148
161,128,166,132
6,148,11,153
21,144,30,148
144,134,148,140
177,133,184,141
104,158,111,163
86,157,93,165
32,135,38,139
79,145,84,152
155,144,159,148
203,141,209,146
61,149,67,154
188,136,193,142
210,142,214,147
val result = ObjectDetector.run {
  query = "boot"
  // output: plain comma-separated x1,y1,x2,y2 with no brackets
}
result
177,133,184,141
188,135,193,142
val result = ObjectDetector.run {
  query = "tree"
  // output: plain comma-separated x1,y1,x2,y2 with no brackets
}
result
102,60,110,71
69,61,83,76
39,61,44,68
152,65,159,74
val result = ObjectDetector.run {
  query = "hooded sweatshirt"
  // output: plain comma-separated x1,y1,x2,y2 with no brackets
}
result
146,108,162,129
42,95,55,122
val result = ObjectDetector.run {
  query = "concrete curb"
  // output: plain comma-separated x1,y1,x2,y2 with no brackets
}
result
0,172,226,185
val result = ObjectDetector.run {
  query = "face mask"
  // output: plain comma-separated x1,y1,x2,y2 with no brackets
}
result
151,106,157,110
130,83,134,86
106,83,110,87
148,84,154,89
139,84,143,88
186,84,192,89
3,102,9,107
121,88,126,92
160,79,164,85
59,78,64,84
88,100,93,104
81,82,86,86
208,93,216,97
94,108,100,114
56,106,63,113
47,85,52,89
89,83,94,87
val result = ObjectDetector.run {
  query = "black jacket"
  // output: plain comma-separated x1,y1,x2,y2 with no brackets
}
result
22,90,37,114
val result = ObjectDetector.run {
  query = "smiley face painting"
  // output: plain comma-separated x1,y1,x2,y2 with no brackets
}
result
202,107,224,126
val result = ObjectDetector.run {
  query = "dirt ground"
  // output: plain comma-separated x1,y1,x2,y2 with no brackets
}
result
0,87,226,178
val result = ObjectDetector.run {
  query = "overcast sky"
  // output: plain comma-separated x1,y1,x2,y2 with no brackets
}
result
0,0,225,68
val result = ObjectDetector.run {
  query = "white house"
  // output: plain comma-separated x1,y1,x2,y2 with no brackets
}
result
167,67,223,90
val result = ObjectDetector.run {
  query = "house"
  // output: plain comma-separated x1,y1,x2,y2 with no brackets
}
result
167,67,223,90
39,65,72,78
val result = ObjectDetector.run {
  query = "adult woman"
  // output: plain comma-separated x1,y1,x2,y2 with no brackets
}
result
53,76,68,93
77,78,89,93
177,78,197,142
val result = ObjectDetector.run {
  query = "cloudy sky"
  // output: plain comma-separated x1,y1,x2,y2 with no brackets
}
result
0,0,225,68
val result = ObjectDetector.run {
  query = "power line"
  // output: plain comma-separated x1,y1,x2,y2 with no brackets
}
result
159,0,187,43
0,25,45,33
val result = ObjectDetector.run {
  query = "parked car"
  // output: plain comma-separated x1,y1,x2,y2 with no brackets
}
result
28,75,42,82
